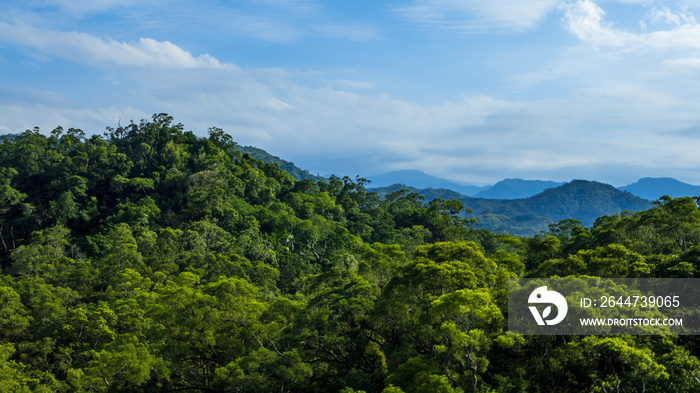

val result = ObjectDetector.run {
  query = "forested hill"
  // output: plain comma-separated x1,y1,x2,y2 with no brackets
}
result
373,180,653,236
234,145,325,182
518,180,652,224
3,114,700,392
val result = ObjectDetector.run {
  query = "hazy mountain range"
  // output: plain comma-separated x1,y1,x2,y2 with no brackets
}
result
366,170,700,201
365,169,488,196
363,170,700,235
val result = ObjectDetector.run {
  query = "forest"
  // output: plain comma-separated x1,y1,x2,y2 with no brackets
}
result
2,113,700,392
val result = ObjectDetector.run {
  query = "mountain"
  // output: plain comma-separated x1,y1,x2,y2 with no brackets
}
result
372,180,653,236
511,180,651,225
618,177,700,201
366,170,487,196
473,178,565,199
0,133,19,142
234,145,326,182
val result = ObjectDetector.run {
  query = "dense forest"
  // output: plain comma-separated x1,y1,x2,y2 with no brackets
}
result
2,114,700,392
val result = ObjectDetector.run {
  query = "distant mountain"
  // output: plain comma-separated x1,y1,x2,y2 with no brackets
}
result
618,177,700,201
366,170,487,196
372,180,652,236
513,180,651,226
0,133,19,142
234,145,325,182
473,178,564,199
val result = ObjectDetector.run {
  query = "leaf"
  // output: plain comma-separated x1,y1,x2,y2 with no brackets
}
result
542,306,551,319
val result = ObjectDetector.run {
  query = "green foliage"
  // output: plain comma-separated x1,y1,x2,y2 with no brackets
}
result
1,114,699,392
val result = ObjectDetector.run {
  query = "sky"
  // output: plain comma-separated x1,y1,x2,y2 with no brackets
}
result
2,0,700,186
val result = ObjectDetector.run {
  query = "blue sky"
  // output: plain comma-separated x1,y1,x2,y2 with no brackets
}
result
2,0,700,186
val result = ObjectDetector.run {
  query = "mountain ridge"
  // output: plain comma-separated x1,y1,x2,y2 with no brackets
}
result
366,170,700,201
619,177,700,201
473,178,565,199
366,169,487,196
370,180,653,236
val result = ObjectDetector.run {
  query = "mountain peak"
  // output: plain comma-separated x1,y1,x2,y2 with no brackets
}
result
619,177,700,200
366,170,486,196
473,178,565,199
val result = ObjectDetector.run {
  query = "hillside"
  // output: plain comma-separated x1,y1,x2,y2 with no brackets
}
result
234,145,325,182
518,180,651,224
372,180,653,236
619,177,700,200
473,178,564,199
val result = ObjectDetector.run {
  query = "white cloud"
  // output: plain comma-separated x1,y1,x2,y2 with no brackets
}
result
0,21,232,69
267,98,296,111
396,0,561,32
560,0,700,51
558,0,636,47
649,6,695,26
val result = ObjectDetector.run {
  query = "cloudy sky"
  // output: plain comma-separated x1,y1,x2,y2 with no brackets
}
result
2,0,700,186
